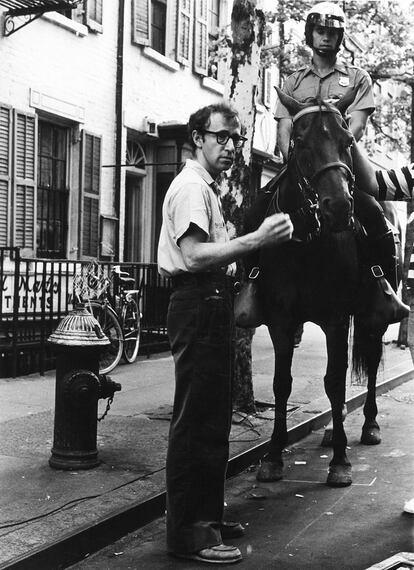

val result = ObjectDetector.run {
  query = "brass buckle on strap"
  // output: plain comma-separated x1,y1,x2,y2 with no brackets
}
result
371,265,384,279
249,267,260,280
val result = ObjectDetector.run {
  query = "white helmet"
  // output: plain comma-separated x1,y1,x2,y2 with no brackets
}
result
305,2,346,51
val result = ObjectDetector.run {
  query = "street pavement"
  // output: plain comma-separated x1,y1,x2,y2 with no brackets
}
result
70,379,414,570
0,323,412,569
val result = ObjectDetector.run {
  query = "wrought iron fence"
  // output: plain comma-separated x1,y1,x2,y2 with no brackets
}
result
0,248,172,378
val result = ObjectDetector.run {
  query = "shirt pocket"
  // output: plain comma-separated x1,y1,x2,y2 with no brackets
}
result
327,75,356,102
292,84,319,103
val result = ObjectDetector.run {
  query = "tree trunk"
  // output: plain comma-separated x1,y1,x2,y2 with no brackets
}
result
222,0,265,413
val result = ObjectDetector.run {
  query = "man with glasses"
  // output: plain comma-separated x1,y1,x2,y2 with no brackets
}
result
158,102,293,564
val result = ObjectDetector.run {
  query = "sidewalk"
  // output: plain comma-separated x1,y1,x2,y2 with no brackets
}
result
0,323,412,568
72,378,414,570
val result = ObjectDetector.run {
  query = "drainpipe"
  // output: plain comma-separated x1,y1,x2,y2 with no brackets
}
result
114,0,125,261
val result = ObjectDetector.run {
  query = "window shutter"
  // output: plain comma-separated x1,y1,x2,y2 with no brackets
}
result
193,0,208,75
0,105,12,247
13,110,37,253
85,0,103,32
132,0,151,46
176,0,192,65
80,131,101,258
218,0,228,28
263,68,272,108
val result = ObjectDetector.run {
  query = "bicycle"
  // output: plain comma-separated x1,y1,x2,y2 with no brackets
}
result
79,263,142,374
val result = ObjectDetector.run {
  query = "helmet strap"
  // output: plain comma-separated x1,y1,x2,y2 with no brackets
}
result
314,46,338,57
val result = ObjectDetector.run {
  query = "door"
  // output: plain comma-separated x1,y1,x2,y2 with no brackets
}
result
124,174,143,262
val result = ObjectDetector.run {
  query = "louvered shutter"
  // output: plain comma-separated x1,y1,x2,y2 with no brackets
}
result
193,0,208,75
13,110,37,253
176,0,192,65
263,68,272,107
0,105,12,247
86,0,103,31
132,0,151,46
80,131,101,258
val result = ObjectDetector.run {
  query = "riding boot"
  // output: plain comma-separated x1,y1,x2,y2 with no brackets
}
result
359,230,409,329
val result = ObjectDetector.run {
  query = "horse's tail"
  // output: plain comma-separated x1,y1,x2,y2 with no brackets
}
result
351,316,384,384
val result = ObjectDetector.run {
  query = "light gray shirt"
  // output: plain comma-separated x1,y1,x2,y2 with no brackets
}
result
157,159,236,277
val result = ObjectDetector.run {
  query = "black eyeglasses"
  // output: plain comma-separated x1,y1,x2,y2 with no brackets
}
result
202,130,247,149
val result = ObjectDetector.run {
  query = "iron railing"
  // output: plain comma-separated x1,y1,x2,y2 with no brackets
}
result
0,248,172,378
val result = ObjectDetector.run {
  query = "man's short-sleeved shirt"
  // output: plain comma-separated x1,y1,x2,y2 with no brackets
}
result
377,164,414,201
157,159,236,277
275,60,375,119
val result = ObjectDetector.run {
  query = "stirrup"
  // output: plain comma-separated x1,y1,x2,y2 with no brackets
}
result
360,266,410,329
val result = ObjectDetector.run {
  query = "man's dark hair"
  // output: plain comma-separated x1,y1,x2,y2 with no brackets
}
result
187,103,240,151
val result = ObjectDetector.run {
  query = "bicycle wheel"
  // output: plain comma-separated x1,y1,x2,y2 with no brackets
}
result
122,298,141,363
89,300,123,374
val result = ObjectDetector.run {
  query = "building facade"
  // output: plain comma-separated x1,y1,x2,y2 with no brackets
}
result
0,0,280,376
0,0,280,267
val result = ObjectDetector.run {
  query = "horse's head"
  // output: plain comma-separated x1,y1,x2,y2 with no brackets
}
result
276,86,356,234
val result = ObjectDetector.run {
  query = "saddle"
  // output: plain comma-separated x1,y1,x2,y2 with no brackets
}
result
259,174,409,329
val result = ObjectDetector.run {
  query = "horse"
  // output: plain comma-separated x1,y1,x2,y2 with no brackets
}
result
244,89,402,488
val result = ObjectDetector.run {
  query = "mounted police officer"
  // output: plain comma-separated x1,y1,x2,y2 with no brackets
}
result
275,1,408,327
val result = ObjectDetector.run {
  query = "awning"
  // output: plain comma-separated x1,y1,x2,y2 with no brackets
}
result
0,0,79,16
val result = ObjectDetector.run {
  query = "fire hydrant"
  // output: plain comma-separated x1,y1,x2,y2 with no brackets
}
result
48,303,121,470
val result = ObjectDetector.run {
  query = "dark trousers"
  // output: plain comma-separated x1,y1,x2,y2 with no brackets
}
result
165,273,234,555
352,143,388,237
354,190,388,237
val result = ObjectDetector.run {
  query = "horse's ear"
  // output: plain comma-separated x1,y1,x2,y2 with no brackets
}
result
274,86,306,117
335,87,358,115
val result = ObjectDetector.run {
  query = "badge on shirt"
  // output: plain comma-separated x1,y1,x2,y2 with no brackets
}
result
339,76,350,87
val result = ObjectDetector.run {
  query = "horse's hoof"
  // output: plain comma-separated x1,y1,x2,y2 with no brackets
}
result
360,427,381,445
326,465,352,487
256,461,283,482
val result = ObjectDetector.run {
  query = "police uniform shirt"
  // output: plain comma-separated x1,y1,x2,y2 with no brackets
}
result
275,60,375,119
157,159,236,277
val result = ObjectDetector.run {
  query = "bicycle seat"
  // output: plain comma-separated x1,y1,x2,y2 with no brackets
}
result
119,276,135,285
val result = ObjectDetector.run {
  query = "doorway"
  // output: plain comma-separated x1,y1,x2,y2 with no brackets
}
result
124,174,143,262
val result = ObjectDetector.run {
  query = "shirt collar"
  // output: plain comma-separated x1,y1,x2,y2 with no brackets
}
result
303,58,348,77
184,158,216,187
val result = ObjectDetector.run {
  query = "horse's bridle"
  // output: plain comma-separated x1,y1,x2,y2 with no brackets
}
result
288,105,355,240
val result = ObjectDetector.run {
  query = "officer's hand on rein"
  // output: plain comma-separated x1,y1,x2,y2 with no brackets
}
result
257,213,293,246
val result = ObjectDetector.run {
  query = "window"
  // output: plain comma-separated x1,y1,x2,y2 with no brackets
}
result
87,0,103,25
208,0,219,34
208,0,220,79
59,3,84,23
151,0,167,54
37,122,69,258
59,0,102,30
132,0,167,54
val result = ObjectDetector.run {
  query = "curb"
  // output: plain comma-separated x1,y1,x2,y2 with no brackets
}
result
2,368,413,570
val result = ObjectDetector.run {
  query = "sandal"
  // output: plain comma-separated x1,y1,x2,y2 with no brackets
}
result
220,521,245,539
175,544,242,564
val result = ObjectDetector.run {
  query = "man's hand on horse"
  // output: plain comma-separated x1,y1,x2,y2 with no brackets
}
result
256,213,293,247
